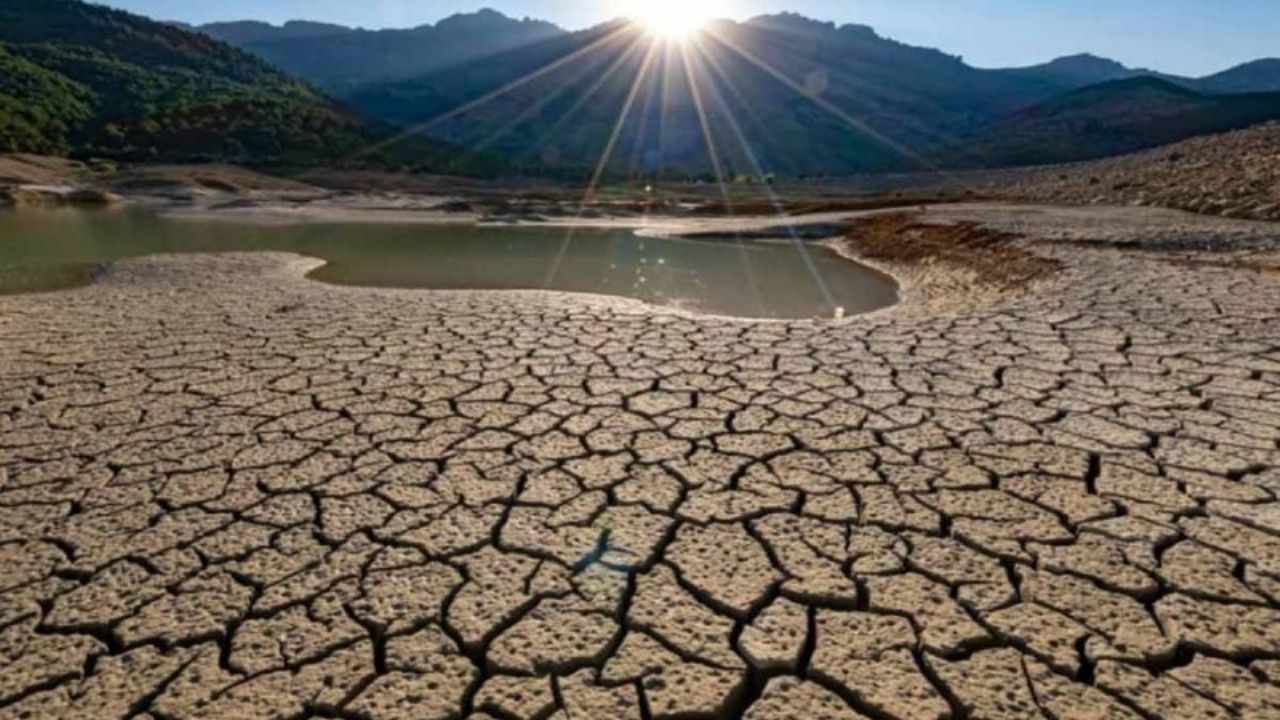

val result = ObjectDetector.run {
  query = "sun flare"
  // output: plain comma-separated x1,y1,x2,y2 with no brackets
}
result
624,0,726,40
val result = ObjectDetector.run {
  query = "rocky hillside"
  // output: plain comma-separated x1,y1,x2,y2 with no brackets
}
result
986,122,1280,221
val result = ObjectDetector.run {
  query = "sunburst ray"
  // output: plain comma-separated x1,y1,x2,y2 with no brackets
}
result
542,38,663,289
353,23,641,160
686,39,839,313
702,25,954,179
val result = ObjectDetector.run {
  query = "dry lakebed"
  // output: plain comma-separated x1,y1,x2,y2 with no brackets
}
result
0,201,1278,719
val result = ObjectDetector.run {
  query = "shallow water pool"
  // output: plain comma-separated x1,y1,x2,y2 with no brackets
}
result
0,208,898,319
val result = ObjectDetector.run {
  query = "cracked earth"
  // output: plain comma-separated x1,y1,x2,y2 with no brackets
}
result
1,205,1279,719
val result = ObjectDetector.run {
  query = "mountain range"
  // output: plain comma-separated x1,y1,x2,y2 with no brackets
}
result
3,1,1278,177
197,14,1280,99
188,10,562,95
194,10,1280,175
1003,54,1280,95
949,76,1280,168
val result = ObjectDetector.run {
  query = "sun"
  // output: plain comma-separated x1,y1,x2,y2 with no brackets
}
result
624,0,726,40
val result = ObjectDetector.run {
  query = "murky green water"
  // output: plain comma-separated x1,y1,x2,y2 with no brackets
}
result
0,207,897,319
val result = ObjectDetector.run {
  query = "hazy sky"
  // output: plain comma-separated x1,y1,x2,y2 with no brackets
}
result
100,0,1278,76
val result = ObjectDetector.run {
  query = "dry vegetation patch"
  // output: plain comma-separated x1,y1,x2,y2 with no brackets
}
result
838,212,1061,293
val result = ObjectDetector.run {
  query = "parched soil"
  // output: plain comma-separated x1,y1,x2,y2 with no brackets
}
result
684,192,972,218
1166,255,1280,276
0,205,1279,719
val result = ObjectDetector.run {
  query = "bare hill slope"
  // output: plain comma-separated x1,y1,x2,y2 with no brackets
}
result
986,122,1280,221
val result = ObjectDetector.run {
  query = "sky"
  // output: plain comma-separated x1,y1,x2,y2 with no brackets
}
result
99,0,1279,76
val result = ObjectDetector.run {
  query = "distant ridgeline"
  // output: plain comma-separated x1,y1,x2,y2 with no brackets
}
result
0,0,487,172
202,12,1280,177
3,0,1279,177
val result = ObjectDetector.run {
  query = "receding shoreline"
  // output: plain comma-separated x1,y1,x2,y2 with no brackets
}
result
6,197,1279,323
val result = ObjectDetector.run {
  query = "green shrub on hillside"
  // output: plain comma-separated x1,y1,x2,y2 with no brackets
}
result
0,0,484,172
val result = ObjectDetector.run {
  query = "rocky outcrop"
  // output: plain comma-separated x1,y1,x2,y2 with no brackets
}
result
2,185,122,206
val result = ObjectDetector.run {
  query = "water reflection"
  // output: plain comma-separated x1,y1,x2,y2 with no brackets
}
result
0,208,898,319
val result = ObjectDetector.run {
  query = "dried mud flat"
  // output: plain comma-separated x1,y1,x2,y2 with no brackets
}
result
1,204,1279,720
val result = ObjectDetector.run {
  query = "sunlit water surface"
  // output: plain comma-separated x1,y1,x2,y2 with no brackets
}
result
0,208,898,319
